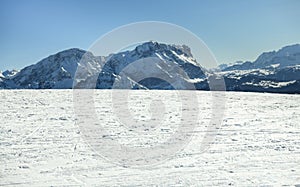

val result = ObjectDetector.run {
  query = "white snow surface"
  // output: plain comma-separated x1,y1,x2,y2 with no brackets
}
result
0,90,300,186
243,80,297,88
219,68,275,80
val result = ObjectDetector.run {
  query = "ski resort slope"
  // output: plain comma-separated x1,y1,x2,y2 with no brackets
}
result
0,90,300,186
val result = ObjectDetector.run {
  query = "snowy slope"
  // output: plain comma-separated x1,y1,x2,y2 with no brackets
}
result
222,44,300,71
0,71,16,89
1,90,300,186
254,44,300,68
218,44,300,93
95,41,208,90
0,76,4,88
218,61,245,71
2,69,19,78
11,48,104,89
220,66,300,93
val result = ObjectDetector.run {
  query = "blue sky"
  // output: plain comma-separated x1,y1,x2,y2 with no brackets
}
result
0,0,299,70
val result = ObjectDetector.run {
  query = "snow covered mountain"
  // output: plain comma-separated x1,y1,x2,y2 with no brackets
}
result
94,41,208,90
0,74,4,88
222,44,300,71
0,70,19,87
221,67,300,93
219,44,300,93
7,48,104,89
218,61,245,71
2,69,19,78
1,42,299,93
1,42,208,90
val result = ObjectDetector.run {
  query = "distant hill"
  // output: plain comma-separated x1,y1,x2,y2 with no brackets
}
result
218,44,300,93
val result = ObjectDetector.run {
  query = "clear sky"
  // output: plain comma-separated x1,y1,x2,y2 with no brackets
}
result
0,0,299,70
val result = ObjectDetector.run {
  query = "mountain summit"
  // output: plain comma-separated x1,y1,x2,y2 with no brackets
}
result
94,41,207,90
9,48,104,89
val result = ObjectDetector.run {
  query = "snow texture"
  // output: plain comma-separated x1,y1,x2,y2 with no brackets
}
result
1,90,300,186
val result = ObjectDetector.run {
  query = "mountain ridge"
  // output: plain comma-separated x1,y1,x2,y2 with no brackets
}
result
1,41,209,90
1,42,299,93
220,44,300,71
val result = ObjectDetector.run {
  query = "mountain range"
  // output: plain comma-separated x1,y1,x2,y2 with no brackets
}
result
0,41,299,93
219,44,300,93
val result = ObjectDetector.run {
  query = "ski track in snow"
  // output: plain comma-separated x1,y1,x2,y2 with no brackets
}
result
0,90,300,186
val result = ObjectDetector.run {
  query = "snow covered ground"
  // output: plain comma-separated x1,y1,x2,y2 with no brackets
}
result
1,90,300,186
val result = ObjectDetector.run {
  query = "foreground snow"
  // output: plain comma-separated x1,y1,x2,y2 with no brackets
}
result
0,90,300,186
